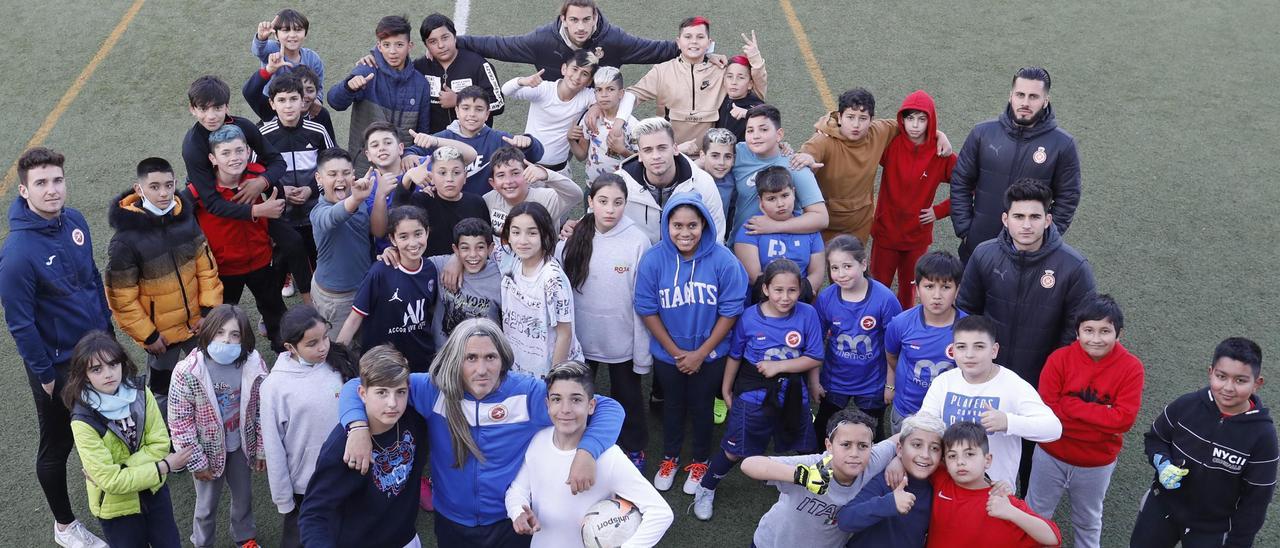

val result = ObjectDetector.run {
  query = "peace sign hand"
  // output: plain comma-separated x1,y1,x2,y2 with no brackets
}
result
741,30,760,59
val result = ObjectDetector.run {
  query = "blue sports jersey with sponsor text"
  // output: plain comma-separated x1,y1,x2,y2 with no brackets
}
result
816,280,903,397
884,305,967,415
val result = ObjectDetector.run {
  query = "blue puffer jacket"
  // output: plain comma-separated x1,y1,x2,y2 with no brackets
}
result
457,12,679,81
0,198,111,383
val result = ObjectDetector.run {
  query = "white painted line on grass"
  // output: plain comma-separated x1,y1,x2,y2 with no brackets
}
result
454,0,471,35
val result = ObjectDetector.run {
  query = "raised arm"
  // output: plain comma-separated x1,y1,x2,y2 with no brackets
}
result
457,28,549,65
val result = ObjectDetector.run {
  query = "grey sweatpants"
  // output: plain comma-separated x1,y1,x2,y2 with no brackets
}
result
1024,445,1116,548
311,278,356,342
191,448,256,547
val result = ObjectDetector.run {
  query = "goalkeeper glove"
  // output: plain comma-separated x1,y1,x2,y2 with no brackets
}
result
793,454,833,495
1153,454,1189,490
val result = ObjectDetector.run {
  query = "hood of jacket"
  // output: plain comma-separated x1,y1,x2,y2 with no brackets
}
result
271,350,328,376
368,47,417,83
597,212,638,239
554,10,610,50
999,101,1059,140
657,192,718,261
893,90,939,150
108,189,193,232
8,195,63,236
996,221,1065,264
1200,388,1272,424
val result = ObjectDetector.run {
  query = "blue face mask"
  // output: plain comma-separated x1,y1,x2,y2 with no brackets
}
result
206,341,242,365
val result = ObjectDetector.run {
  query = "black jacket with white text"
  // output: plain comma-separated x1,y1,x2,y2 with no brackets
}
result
1144,389,1277,546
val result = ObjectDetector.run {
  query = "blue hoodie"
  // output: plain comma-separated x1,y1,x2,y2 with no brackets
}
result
337,371,623,527
327,47,433,166
0,199,111,383
434,125,544,196
634,193,748,364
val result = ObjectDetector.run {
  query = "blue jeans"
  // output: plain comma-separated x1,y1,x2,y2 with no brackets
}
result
654,358,725,461
99,484,181,548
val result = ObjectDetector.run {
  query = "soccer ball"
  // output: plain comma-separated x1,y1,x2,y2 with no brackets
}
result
581,497,642,548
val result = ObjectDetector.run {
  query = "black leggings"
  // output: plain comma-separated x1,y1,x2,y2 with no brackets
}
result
25,362,76,524
587,360,648,454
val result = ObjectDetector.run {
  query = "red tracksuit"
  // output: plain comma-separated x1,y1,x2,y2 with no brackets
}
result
870,90,956,308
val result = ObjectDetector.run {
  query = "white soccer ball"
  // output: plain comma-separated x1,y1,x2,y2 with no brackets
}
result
581,496,642,548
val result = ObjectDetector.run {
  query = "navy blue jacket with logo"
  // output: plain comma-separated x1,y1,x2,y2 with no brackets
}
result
457,12,679,82
1144,389,1277,546
956,224,1095,387
949,103,1081,260
0,199,112,383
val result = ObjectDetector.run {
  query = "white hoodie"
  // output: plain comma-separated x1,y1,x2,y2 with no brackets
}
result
556,215,653,371
615,153,726,244
260,351,345,513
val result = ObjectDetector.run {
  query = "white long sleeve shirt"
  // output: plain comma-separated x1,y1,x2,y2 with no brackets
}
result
919,365,1062,486
505,428,673,548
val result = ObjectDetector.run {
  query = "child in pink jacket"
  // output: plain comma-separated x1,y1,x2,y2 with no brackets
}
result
168,304,267,548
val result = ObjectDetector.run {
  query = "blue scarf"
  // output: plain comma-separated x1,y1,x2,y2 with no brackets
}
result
84,384,138,420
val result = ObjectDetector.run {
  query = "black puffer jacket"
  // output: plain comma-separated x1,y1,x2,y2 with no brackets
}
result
457,12,679,82
950,103,1081,260
956,225,1095,387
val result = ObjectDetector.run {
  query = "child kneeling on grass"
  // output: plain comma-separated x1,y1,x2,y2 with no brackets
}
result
740,407,898,547
837,412,946,547
68,331,191,547
505,362,673,547
298,345,428,548
926,421,1061,547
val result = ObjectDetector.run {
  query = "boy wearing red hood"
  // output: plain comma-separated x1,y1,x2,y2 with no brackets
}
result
870,90,957,309
791,89,951,244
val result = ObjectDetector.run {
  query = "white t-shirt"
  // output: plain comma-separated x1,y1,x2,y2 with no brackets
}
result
753,440,897,547
503,79,596,166
501,257,582,378
505,428,674,548
919,366,1063,486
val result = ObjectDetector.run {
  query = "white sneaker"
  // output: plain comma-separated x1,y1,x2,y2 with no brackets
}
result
53,520,108,548
682,460,709,495
281,275,296,298
653,457,679,491
690,485,715,521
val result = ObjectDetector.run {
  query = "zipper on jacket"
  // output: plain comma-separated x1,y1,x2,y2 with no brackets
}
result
689,64,696,112
164,223,194,330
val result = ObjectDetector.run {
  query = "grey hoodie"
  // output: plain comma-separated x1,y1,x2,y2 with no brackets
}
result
555,215,654,371
260,351,345,513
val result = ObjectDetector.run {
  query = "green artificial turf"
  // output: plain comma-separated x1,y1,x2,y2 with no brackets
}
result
0,1,1276,545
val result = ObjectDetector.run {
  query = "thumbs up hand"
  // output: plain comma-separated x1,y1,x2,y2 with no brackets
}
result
979,400,1008,433
892,476,916,514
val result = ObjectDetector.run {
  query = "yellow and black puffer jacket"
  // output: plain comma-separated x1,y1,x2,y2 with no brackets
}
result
105,190,223,347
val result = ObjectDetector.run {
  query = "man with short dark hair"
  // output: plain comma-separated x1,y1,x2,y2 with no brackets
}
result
950,66,1081,262
0,147,112,548
956,178,1095,494
456,0,682,81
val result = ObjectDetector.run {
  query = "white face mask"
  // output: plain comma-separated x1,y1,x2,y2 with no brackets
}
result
141,195,176,216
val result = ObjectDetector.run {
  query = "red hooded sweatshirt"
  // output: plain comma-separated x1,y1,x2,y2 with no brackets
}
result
1038,340,1146,467
871,90,956,250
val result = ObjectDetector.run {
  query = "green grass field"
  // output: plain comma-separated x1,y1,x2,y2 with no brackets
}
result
1,0,1278,546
